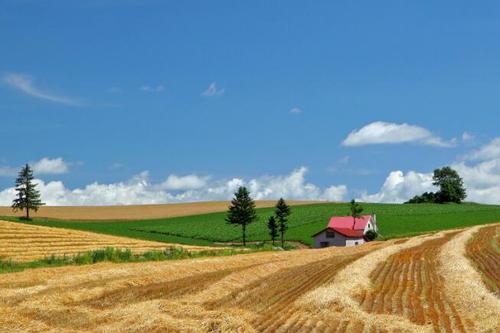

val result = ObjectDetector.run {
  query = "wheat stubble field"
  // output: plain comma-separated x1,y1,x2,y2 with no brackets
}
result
0,220,210,262
0,224,498,333
0,201,318,221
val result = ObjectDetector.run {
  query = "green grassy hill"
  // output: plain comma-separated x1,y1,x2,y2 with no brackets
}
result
5,202,500,247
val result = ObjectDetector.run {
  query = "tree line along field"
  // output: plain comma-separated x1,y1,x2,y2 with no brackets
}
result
0,223,498,332
4,202,500,247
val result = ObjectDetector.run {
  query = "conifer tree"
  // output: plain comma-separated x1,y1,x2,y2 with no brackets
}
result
275,198,291,247
226,187,257,246
267,216,278,245
12,164,44,220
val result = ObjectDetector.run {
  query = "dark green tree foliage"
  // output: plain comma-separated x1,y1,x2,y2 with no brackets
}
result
267,216,278,245
405,167,467,204
275,198,291,247
364,229,378,241
350,199,364,230
406,192,437,204
226,186,258,246
433,167,467,203
11,164,44,220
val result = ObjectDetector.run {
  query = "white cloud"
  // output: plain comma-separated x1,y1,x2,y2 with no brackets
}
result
360,137,500,204
3,73,80,106
160,174,209,190
0,167,347,206
359,171,435,203
140,85,164,92
32,157,69,175
342,121,454,147
0,166,17,177
467,137,500,161
201,82,225,97
290,107,302,114
462,132,474,142
0,157,69,177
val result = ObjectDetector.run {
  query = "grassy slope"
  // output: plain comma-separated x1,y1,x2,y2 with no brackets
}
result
4,202,500,247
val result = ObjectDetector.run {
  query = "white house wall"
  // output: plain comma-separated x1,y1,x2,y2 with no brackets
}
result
314,230,351,248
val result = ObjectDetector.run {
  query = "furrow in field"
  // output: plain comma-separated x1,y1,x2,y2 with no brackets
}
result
359,231,465,332
465,224,499,295
438,225,500,332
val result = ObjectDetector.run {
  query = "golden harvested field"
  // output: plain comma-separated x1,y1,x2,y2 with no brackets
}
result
0,220,211,262
0,200,320,220
0,223,499,332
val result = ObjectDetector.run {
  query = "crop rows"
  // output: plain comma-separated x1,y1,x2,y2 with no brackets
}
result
0,223,498,332
466,224,499,295
0,220,209,261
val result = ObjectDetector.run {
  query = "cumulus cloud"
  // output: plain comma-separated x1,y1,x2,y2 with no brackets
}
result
0,157,69,177
466,137,500,161
359,171,435,203
140,85,164,92
360,137,500,204
32,157,69,175
342,121,454,147
0,167,347,206
290,107,302,114
3,73,80,106
160,174,209,190
201,82,224,97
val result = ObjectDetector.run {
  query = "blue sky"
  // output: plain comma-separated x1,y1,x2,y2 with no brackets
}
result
1,1,499,205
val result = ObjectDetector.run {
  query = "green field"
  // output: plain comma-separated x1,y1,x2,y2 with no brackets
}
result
5,202,500,247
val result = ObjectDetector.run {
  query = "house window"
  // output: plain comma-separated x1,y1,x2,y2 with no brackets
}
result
320,242,329,248
326,231,335,238
354,241,359,245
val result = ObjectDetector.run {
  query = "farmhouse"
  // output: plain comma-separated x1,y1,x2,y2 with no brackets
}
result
312,214,377,248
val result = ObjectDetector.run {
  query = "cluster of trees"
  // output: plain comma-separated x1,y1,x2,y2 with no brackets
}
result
406,166,467,204
226,187,291,247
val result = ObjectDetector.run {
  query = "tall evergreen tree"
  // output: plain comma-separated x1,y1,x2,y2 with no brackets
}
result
12,164,44,220
275,198,291,247
350,199,363,230
267,216,278,245
226,186,257,246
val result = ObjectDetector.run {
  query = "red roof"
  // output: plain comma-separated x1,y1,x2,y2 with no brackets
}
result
327,215,371,230
331,227,365,238
325,215,372,239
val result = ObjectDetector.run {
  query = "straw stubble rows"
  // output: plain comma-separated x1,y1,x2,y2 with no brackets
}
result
0,223,498,332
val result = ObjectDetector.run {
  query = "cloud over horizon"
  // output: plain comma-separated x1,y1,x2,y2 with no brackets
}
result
3,73,80,106
0,167,347,206
342,121,455,147
359,137,500,204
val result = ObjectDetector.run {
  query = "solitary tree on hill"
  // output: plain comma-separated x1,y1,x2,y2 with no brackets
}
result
275,198,291,247
350,199,363,230
432,166,467,203
226,186,258,246
12,164,44,220
267,216,278,245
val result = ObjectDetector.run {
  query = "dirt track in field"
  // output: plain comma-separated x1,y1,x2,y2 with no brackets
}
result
0,224,498,332
0,220,211,262
0,200,321,221
466,224,500,295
